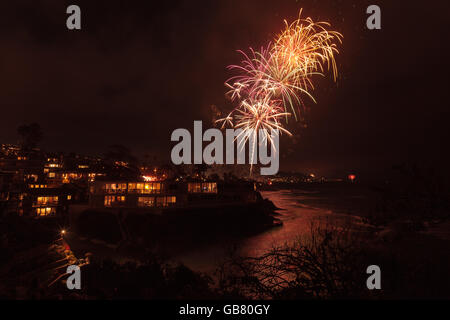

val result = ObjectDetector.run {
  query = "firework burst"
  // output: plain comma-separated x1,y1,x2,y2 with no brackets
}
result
273,10,343,87
218,95,292,166
222,96,292,135
223,10,342,122
225,47,313,121
217,9,342,172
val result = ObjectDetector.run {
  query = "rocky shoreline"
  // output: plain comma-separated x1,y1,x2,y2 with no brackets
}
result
72,196,282,252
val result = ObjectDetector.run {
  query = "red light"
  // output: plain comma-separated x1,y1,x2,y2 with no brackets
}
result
348,174,356,182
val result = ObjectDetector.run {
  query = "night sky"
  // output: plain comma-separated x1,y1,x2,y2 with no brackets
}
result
1,0,449,177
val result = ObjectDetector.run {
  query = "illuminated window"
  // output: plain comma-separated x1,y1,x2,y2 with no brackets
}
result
202,182,217,193
105,183,127,193
188,183,201,193
67,195,72,200
36,196,58,205
128,183,137,193
104,196,112,206
143,183,161,194
138,197,155,207
104,195,125,207
188,182,217,193
66,173,84,180
36,207,55,216
105,183,116,193
167,196,176,205
156,196,176,207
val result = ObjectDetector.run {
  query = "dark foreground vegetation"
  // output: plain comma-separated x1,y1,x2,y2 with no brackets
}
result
1,221,449,299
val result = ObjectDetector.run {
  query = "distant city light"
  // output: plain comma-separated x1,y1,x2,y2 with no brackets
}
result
143,175,157,182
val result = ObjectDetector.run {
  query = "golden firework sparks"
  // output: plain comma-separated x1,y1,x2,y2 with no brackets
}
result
218,9,342,173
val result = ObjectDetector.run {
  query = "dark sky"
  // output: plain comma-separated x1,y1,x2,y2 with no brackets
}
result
1,0,449,177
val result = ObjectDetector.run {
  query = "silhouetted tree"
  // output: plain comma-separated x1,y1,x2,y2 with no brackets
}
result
17,123,43,151
104,145,137,165
216,225,370,299
103,145,140,179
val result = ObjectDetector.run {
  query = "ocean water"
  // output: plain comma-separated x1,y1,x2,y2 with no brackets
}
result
176,189,367,272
